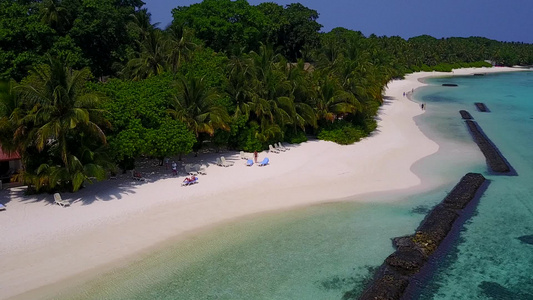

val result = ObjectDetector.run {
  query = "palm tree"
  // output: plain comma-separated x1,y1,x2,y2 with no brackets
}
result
165,23,197,74
14,55,109,191
130,8,158,43
247,44,294,139
167,76,230,137
225,51,255,119
314,73,360,122
39,0,69,31
122,30,167,80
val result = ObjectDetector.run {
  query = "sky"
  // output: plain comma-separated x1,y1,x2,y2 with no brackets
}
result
143,0,533,43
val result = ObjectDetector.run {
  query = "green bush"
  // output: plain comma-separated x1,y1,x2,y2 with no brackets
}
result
233,122,263,152
284,128,308,144
362,118,378,134
317,121,366,145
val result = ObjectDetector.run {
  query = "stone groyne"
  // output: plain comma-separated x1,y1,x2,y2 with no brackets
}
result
459,110,473,120
465,120,512,173
475,102,489,112
352,173,487,300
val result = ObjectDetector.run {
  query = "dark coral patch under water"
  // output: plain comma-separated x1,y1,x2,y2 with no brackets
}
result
478,281,533,300
517,234,533,245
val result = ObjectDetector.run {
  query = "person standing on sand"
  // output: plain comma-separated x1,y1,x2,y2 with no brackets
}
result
254,151,258,163
171,161,177,176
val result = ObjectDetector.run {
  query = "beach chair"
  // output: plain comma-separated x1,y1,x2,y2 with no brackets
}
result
258,157,269,166
216,157,223,166
131,170,146,181
246,159,254,166
220,156,234,167
185,164,198,176
193,164,207,175
54,193,70,207
269,144,279,153
240,151,250,160
274,143,286,152
0,203,6,211
181,176,198,186
278,142,289,151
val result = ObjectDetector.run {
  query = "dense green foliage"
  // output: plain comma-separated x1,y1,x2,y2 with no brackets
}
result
0,56,110,192
89,74,196,164
1,0,533,192
0,0,142,81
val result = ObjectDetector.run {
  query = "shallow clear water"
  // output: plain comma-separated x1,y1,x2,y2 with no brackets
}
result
55,71,533,300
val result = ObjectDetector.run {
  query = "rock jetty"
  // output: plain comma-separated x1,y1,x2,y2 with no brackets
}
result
459,110,473,119
475,102,489,112
465,120,511,173
352,173,486,300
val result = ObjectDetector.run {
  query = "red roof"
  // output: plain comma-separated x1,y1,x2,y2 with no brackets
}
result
0,147,20,162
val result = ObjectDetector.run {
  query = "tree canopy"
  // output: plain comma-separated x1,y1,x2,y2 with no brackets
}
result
1,0,533,192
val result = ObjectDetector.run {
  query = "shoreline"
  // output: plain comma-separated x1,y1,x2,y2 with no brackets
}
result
0,66,522,300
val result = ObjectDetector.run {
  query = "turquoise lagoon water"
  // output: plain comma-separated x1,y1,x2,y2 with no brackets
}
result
54,71,533,300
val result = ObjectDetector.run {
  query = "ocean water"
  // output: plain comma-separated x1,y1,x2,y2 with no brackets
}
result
411,71,533,300
53,71,533,300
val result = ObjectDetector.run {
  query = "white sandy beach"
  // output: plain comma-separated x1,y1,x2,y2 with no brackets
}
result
0,67,520,299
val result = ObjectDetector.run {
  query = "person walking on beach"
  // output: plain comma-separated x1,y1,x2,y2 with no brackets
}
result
254,151,258,163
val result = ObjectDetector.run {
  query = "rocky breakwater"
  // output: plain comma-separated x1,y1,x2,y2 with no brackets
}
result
353,173,487,300
474,102,489,112
459,110,473,120
465,120,512,173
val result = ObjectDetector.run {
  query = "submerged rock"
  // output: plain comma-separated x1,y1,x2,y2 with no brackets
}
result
517,234,533,245
478,281,519,299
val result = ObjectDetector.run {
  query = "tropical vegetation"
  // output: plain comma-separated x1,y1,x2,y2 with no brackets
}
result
1,0,533,192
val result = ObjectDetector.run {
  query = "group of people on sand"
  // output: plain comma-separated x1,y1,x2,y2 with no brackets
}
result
164,158,198,185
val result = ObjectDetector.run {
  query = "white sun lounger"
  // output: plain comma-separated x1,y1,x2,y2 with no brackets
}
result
185,164,198,175
269,145,279,153
54,193,70,207
278,142,289,151
274,143,286,152
193,164,207,175
220,156,234,167
240,151,251,160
